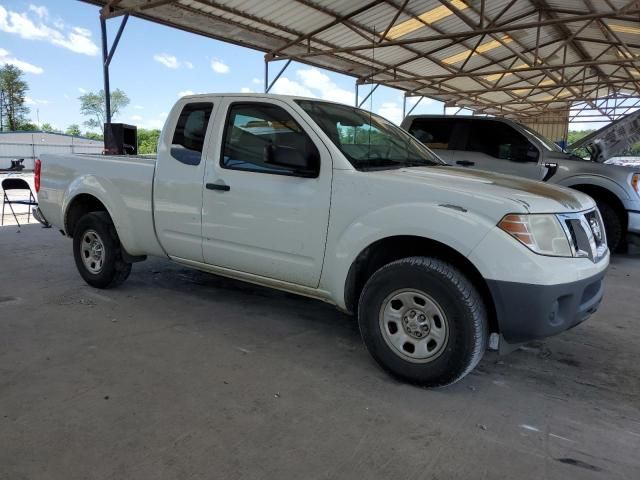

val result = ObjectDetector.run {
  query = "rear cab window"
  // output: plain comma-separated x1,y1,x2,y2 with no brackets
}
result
170,102,214,166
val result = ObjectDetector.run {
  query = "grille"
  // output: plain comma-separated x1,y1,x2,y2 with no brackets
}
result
557,209,607,262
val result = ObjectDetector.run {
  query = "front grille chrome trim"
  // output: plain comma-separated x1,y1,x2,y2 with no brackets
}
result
557,208,608,263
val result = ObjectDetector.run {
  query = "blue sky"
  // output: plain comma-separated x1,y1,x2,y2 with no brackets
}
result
0,0,449,132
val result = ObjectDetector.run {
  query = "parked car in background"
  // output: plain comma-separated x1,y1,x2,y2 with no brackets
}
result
401,114,640,251
34,94,608,387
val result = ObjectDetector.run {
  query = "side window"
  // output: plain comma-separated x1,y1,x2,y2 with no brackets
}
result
171,102,213,166
408,119,453,149
221,103,320,177
468,120,539,162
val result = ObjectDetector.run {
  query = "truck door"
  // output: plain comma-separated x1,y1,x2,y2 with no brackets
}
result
454,119,544,180
201,98,332,288
153,101,215,262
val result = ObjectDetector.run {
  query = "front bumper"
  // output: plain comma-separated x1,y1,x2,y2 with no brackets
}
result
487,269,606,344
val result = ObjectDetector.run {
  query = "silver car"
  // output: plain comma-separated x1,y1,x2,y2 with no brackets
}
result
401,113,640,251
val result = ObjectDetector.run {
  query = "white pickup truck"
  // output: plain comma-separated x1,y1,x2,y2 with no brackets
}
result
35,94,609,387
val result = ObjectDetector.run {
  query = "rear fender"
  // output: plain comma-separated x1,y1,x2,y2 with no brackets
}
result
62,174,138,253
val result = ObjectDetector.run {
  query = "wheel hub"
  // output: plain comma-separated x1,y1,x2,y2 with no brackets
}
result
402,309,431,338
379,289,449,363
80,229,105,274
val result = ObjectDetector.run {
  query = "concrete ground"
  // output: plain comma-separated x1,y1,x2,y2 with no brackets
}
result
1,226,639,480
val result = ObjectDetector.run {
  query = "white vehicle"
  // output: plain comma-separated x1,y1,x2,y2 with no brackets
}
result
34,94,609,387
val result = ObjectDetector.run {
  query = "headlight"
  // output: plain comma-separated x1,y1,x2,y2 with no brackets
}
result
632,173,639,197
498,214,573,257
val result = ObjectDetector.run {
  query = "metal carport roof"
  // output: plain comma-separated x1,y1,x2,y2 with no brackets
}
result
83,0,640,123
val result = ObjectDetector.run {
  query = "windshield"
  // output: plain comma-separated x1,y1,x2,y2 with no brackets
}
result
296,100,445,170
518,123,564,153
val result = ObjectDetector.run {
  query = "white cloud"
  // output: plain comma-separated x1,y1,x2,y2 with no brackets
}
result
252,77,261,85
377,102,403,125
178,90,195,97
134,104,144,110
154,53,179,69
128,115,164,130
78,87,86,94
146,119,165,129
297,68,354,105
153,53,194,70
0,48,43,74
0,5,98,55
211,59,229,74
29,5,48,18
25,96,49,105
240,87,253,93
270,77,314,97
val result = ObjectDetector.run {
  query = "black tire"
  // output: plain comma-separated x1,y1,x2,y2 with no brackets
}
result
358,256,487,387
73,212,131,289
595,199,624,252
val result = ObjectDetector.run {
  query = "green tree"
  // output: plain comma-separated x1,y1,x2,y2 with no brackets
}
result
41,122,61,133
17,121,38,131
83,131,104,141
79,88,130,132
0,64,30,131
66,124,81,136
137,128,160,154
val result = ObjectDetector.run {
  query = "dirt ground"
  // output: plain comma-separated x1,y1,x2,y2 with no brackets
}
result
1,225,639,479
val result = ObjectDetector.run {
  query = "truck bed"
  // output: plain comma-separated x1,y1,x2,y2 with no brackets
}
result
37,152,162,257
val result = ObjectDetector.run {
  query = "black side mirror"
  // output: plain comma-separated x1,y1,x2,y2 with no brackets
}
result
264,145,318,177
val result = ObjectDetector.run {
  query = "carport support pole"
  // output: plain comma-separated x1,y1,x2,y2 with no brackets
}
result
265,59,292,93
358,84,379,108
405,96,424,118
100,17,112,126
264,61,268,93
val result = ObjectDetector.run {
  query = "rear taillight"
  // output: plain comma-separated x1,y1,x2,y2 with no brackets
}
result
34,158,41,193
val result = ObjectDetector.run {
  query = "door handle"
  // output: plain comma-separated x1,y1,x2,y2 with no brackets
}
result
206,182,230,192
456,160,475,167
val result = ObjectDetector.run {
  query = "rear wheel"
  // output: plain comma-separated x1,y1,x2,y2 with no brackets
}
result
358,256,487,387
595,199,624,252
73,212,131,288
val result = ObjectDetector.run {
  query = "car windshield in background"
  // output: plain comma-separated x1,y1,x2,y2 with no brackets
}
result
296,100,445,170
518,123,564,153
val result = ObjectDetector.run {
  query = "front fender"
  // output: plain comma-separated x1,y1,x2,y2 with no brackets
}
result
63,174,138,254
557,174,631,203
320,203,497,309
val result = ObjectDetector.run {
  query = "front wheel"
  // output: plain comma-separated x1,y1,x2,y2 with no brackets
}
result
595,199,624,252
73,212,131,289
358,257,487,387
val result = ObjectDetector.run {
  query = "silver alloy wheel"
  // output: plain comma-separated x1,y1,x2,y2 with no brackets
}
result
379,289,449,363
80,229,105,274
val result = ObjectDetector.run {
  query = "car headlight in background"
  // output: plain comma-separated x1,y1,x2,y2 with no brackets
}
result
498,214,573,257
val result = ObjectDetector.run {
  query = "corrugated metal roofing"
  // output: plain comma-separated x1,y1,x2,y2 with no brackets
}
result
83,0,640,121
